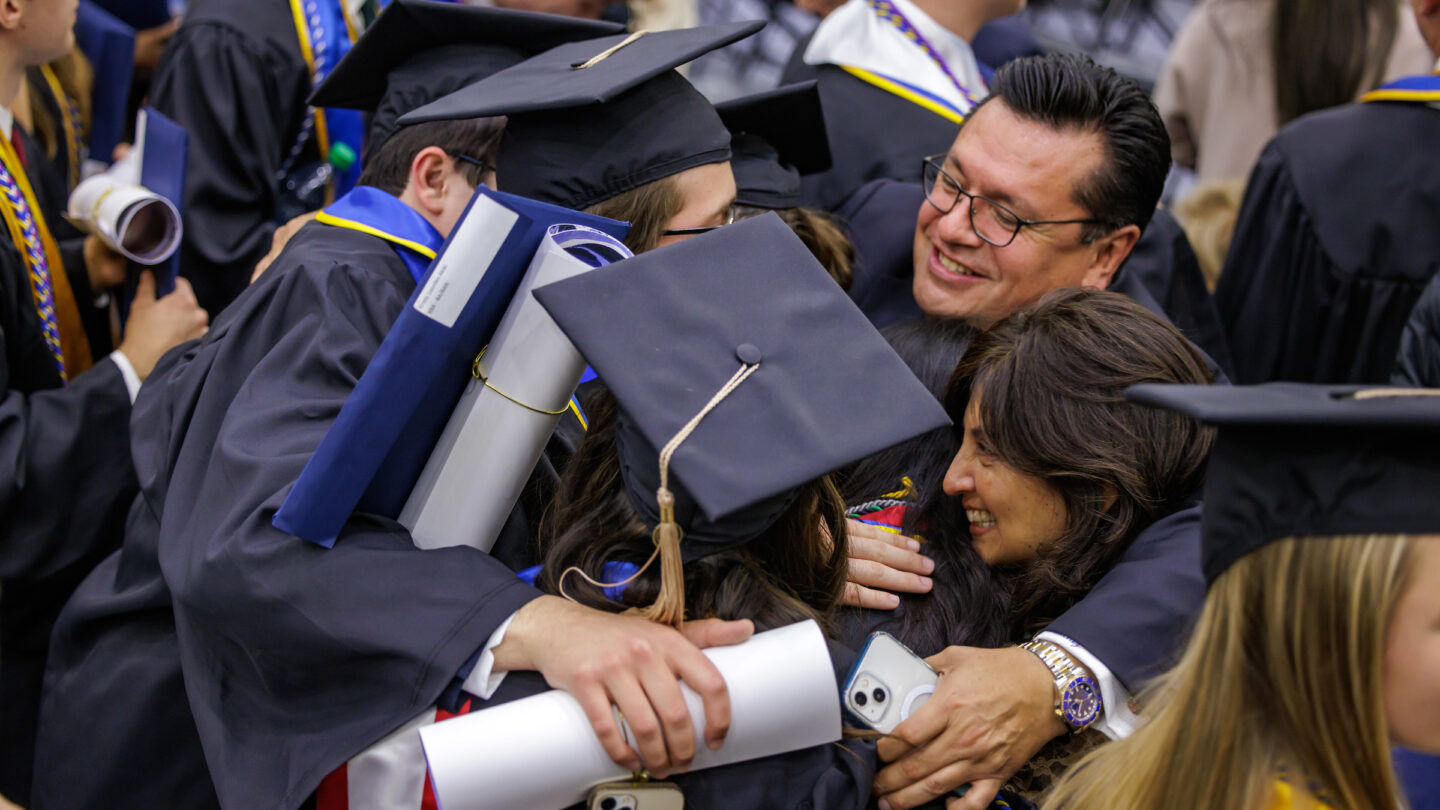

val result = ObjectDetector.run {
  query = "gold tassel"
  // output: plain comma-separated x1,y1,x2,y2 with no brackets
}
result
640,488,686,629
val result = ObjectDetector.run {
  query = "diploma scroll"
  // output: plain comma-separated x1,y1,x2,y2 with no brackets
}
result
420,620,843,810
400,225,632,551
66,108,184,266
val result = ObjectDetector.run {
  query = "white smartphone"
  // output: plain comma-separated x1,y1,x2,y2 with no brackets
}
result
587,780,684,810
842,631,939,735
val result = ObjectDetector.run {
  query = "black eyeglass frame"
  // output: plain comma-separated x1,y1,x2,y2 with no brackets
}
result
452,152,496,176
920,154,1102,248
661,204,739,237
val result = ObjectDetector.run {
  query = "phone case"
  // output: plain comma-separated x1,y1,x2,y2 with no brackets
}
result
587,781,685,810
842,631,939,734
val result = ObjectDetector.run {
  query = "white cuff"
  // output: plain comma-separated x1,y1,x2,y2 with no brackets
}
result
1036,631,1141,740
108,351,142,403
460,612,517,700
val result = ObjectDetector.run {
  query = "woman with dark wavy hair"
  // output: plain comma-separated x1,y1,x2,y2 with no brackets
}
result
842,289,1216,801
943,288,1215,640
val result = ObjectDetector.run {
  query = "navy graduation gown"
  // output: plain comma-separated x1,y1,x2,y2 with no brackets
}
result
0,231,134,803
1393,271,1440,387
1215,99,1440,384
34,214,550,810
147,0,316,316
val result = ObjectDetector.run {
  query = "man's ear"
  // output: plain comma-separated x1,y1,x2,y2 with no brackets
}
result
406,146,453,218
0,0,24,33
1080,223,1140,291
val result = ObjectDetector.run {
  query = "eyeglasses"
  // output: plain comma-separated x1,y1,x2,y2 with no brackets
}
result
662,204,738,237
452,153,495,176
920,155,1101,248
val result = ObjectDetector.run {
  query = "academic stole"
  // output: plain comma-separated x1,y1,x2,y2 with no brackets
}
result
839,0,978,125
286,0,365,205
0,134,92,381
37,63,84,190
1360,70,1440,104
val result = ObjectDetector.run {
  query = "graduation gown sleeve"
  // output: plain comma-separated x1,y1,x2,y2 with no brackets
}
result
147,0,311,315
146,225,543,810
1215,102,1440,385
0,238,134,805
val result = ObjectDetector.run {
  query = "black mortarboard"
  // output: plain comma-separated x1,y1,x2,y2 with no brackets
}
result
1127,383,1440,584
399,22,765,210
715,81,832,210
534,213,952,561
309,0,622,155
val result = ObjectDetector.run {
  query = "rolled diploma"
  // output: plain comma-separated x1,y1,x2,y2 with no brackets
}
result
66,173,181,264
420,620,843,810
400,225,630,552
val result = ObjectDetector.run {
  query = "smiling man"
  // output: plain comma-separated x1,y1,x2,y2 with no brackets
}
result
839,53,1232,373
833,55,1219,810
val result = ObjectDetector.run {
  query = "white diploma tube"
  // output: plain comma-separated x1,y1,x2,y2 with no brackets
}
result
419,620,844,810
400,225,632,552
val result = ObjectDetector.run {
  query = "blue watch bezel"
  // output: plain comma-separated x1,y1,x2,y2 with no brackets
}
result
1061,675,1101,728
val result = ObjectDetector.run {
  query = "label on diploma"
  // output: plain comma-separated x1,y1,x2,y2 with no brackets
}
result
413,194,518,328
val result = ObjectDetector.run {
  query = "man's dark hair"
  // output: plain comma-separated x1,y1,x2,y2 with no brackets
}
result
986,53,1170,241
357,117,505,196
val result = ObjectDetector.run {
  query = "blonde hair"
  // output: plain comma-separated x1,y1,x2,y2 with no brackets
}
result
1172,180,1245,292
1042,535,1414,810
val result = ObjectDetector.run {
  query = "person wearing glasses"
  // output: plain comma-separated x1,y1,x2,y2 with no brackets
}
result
834,53,1232,374
33,11,760,810
826,54,1225,810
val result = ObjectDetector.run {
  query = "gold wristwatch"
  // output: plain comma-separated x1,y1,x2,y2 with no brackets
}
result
1020,639,1102,731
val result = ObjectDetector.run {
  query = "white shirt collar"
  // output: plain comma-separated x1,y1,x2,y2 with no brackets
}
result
0,105,14,142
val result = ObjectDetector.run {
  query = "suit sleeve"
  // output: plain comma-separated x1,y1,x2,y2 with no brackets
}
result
1044,504,1206,692
148,20,307,315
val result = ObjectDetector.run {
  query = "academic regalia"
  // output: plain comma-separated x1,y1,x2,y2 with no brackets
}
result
714,80,830,211
332,213,950,810
0,131,133,805
1392,270,1440,387
34,207,546,810
1214,85,1440,385
146,0,316,316
779,0,984,211
37,14,752,810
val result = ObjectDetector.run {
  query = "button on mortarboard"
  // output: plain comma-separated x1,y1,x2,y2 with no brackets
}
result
1126,383,1440,584
533,212,952,549
308,0,622,154
397,22,765,209
716,81,832,210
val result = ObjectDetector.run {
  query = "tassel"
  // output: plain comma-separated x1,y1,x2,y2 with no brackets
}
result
639,487,686,629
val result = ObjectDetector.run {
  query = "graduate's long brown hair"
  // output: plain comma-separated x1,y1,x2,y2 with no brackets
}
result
536,392,851,633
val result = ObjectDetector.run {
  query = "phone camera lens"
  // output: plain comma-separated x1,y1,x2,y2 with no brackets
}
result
873,688,887,703
853,691,868,707
601,798,616,810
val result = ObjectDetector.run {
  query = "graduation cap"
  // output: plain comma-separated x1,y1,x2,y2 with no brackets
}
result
534,214,951,622
1126,383,1440,584
399,21,765,210
308,0,623,155
715,81,832,210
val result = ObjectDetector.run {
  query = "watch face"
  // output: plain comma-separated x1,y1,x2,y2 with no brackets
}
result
1062,677,1101,728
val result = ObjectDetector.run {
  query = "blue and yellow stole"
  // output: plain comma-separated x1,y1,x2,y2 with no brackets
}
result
1361,70,1440,104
